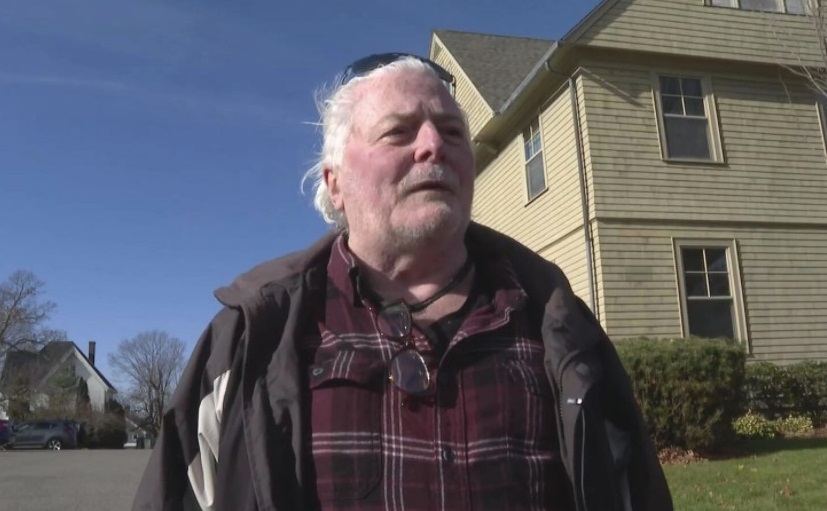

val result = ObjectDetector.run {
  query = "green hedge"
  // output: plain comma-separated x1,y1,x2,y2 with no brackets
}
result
744,361,827,425
616,337,746,452
78,410,127,449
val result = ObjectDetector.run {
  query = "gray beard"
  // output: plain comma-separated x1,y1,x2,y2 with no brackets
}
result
386,209,468,254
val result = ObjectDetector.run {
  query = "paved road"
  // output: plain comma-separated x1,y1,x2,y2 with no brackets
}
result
0,449,152,511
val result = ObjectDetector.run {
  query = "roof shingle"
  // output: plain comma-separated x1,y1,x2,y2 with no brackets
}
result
434,29,554,111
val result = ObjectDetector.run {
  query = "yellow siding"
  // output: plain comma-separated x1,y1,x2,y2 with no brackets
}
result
472,84,584,253
575,0,821,67
538,228,591,304
597,221,827,364
578,58,827,224
431,40,494,139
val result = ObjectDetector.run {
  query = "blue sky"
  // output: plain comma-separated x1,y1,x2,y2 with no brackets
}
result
0,0,601,389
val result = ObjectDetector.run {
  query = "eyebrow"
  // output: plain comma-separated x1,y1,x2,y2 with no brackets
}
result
377,111,465,126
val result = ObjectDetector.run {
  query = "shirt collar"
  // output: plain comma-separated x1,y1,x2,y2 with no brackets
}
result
327,234,365,308
326,232,528,313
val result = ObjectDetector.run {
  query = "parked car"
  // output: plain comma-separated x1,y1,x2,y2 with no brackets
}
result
8,420,78,450
0,419,13,450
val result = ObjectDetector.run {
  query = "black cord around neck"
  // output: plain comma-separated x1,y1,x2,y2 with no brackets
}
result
406,257,474,313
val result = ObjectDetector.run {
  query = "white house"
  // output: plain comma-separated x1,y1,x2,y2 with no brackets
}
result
0,341,117,419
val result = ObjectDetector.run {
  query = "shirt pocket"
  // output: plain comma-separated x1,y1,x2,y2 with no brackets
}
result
502,357,557,457
308,349,384,502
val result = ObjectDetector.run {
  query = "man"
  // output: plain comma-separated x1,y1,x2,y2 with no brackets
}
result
133,53,672,511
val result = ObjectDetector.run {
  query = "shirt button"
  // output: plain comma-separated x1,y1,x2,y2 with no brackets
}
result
441,447,455,463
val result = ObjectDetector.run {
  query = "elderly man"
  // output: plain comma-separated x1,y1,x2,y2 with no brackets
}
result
133,53,672,511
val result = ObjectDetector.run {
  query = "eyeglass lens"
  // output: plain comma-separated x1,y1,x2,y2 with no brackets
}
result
389,349,430,395
376,301,412,340
340,53,453,87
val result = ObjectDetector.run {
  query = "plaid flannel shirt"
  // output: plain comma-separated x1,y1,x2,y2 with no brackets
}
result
301,236,573,511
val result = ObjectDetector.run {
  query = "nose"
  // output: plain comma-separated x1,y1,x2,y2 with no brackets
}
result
413,121,445,163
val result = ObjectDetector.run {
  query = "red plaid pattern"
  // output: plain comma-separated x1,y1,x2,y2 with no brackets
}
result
301,236,572,510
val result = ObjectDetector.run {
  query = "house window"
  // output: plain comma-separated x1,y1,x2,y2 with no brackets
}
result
654,75,723,162
707,0,809,14
523,118,546,200
674,241,747,342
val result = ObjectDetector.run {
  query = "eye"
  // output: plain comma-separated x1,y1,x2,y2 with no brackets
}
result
441,124,466,140
383,125,410,138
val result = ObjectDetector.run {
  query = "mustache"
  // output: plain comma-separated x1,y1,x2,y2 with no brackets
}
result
398,165,460,194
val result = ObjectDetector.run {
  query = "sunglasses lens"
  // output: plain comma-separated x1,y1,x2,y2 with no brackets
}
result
340,53,453,87
348,53,401,76
376,302,411,339
390,349,430,395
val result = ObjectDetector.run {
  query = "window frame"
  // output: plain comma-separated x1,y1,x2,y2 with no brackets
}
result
816,100,827,160
652,74,725,163
705,0,811,14
672,238,750,349
522,117,548,202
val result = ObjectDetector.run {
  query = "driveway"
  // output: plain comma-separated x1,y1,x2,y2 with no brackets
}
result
0,449,151,511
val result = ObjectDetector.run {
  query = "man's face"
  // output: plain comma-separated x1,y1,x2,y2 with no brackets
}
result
325,67,474,252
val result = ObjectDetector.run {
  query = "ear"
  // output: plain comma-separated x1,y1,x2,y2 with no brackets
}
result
323,165,345,212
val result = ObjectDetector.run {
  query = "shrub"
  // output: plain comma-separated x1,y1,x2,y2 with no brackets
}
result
80,410,126,449
744,361,827,425
733,411,777,439
775,415,814,438
732,412,815,439
616,336,746,452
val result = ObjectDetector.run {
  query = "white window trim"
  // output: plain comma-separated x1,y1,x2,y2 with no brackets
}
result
523,118,548,202
652,74,725,163
816,100,827,160
671,238,750,351
705,0,811,15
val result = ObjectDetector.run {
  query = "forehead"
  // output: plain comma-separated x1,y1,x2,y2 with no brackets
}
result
349,68,463,123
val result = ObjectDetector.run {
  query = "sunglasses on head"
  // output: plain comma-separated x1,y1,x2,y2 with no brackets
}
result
337,52,455,88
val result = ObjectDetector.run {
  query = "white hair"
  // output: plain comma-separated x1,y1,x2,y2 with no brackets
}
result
301,57,465,229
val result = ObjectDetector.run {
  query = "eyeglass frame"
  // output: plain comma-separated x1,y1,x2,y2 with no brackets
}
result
355,278,434,398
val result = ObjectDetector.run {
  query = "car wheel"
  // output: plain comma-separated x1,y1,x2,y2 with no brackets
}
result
46,438,62,451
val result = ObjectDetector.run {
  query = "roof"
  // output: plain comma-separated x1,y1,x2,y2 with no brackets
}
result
433,29,554,111
0,341,116,392
1,350,44,384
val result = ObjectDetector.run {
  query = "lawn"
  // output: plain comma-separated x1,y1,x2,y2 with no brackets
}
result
664,437,827,510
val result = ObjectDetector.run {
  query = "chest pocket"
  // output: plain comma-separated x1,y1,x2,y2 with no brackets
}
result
307,348,385,503
503,356,562,502
503,357,555,443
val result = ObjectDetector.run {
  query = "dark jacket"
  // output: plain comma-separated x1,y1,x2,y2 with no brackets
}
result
133,223,672,511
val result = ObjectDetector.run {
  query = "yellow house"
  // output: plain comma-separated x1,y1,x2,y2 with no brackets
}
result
430,0,827,363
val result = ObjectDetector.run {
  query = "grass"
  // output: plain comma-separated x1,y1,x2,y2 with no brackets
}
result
664,437,827,510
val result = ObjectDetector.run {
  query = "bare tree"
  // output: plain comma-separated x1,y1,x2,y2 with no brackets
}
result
0,270,60,360
785,1,827,96
763,0,827,97
107,330,186,436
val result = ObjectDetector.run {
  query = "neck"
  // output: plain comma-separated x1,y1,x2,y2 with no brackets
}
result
346,230,469,304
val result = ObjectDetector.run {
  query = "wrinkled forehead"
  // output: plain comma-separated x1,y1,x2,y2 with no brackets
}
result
349,67,464,123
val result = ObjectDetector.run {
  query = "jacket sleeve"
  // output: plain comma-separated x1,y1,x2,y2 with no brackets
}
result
132,307,244,511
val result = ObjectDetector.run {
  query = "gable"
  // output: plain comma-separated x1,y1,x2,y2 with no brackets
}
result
1,341,116,394
570,0,821,67
433,30,554,111
65,345,116,392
